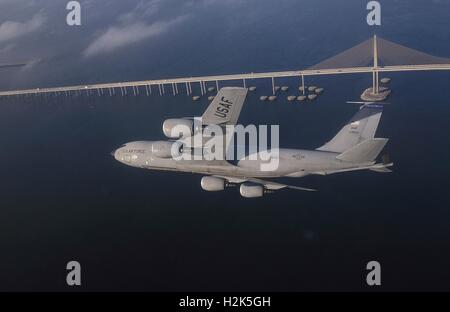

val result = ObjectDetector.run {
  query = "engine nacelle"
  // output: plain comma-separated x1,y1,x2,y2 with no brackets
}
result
151,141,181,158
163,119,194,139
240,183,264,198
201,176,225,191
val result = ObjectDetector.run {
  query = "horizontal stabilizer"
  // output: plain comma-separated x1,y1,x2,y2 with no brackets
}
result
370,166,392,173
311,162,393,175
336,138,389,162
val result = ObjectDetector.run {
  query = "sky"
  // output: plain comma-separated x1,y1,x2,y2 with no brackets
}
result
0,0,276,88
1,0,450,90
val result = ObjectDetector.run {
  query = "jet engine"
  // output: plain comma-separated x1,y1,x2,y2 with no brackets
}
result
240,183,264,198
163,118,195,139
151,141,182,158
201,176,226,191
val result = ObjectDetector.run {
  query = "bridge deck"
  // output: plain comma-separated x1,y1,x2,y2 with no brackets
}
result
0,64,450,97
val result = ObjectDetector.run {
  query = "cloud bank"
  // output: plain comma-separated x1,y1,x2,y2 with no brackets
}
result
83,16,186,57
0,14,45,43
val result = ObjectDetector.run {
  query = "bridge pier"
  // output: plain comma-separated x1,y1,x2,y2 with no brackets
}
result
271,77,275,95
301,75,305,95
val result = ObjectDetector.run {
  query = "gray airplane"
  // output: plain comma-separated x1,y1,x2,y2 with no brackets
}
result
112,87,393,198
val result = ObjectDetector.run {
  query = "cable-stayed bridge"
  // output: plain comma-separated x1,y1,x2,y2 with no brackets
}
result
1,35,449,101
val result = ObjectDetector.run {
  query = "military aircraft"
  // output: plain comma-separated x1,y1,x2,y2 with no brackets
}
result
112,87,393,198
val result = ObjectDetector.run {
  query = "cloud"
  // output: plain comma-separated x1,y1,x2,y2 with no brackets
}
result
82,0,243,58
83,16,186,58
184,0,244,8
118,0,162,24
0,14,45,43
0,43,16,54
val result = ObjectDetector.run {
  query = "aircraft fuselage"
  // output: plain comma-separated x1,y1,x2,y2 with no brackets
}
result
112,140,373,178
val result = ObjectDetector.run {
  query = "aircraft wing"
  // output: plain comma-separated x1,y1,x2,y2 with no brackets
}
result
215,175,317,192
201,87,248,126
247,177,317,192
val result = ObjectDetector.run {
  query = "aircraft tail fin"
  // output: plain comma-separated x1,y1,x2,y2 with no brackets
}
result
336,138,389,162
317,104,383,153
